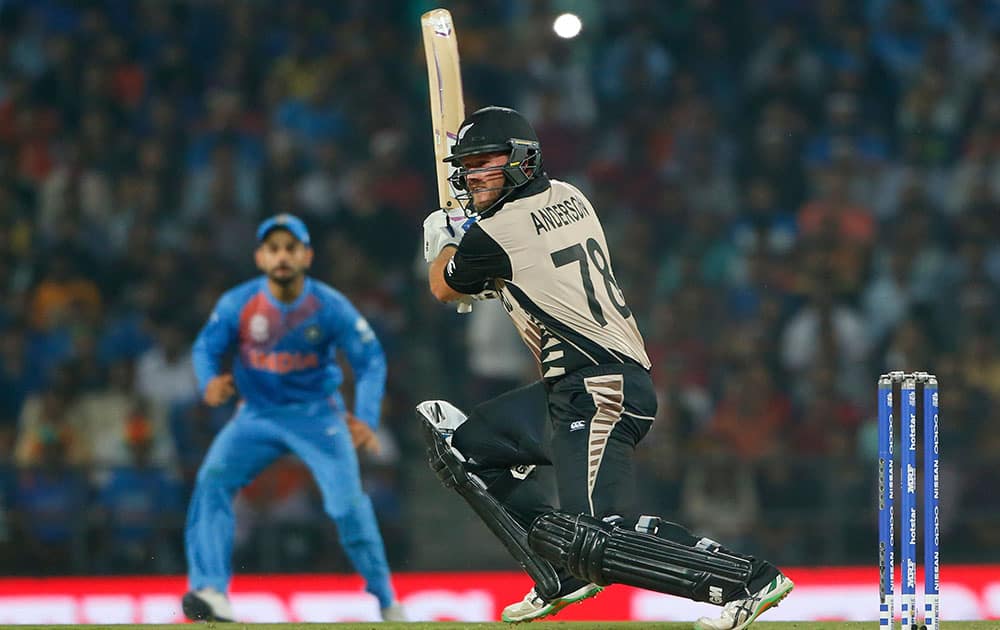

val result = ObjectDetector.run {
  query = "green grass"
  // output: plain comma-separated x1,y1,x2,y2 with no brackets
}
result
7,623,996,630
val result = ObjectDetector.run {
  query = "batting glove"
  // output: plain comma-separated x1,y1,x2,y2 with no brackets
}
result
423,208,477,263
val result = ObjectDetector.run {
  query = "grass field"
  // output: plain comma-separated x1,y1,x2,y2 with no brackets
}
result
8,623,997,630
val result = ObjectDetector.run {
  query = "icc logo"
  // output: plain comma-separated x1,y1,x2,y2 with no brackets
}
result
250,314,270,342
305,325,322,343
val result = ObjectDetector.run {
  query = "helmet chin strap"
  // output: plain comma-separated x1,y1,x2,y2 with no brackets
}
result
471,185,518,215
453,163,534,215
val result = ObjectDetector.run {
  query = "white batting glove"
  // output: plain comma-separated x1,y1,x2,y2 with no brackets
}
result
423,208,476,263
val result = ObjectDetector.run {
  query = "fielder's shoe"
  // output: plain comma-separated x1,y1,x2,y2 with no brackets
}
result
381,601,408,621
501,579,603,623
182,587,235,622
694,573,794,630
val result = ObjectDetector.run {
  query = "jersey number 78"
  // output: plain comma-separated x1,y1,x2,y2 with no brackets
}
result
551,239,631,326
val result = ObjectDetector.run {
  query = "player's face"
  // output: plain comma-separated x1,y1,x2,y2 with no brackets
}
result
461,151,509,210
255,229,313,285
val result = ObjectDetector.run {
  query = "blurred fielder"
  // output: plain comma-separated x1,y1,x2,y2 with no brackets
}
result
183,214,406,622
419,107,793,629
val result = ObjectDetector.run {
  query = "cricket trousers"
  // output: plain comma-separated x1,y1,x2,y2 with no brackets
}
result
451,363,656,530
185,399,395,608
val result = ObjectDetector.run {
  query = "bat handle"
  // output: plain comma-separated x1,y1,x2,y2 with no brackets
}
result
457,298,472,314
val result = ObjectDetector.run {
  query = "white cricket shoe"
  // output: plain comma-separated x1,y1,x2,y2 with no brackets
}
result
501,581,603,623
381,601,408,621
182,587,235,622
694,573,794,630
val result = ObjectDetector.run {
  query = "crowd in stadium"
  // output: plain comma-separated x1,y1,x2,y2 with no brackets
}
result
0,0,998,574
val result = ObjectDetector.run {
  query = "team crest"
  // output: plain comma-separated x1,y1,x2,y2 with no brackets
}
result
304,324,322,343
249,314,270,342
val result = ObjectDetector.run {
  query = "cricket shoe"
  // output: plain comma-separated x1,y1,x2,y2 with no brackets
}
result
501,578,603,623
182,587,235,622
381,601,408,621
694,573,794,630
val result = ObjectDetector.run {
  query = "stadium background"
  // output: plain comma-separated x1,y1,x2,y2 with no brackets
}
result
0,0,998,619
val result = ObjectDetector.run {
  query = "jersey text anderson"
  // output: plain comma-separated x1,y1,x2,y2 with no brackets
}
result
530,196,590,235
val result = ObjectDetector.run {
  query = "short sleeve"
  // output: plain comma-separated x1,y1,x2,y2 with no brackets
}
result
444,224,512,294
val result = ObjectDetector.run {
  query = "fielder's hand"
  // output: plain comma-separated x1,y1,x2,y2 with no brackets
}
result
347,412,381,455
203,374,236,406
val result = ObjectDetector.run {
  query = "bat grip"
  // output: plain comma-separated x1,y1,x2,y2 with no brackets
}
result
457,300,472,313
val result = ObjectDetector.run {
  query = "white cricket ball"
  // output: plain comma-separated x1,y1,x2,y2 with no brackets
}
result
553,13,582,39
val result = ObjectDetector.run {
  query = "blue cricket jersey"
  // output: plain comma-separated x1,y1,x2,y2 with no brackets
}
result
192,277,386,427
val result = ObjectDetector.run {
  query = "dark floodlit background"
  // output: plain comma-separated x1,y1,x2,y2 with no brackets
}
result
0,0,997,578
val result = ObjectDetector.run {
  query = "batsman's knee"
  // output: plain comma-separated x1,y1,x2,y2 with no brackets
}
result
416,400,469,436
415,400,562,601
416,400,472,488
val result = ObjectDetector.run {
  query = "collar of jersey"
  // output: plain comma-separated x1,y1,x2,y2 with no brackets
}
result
262,276,313,311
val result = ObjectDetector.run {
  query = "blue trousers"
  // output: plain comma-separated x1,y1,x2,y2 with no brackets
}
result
185,401,395,608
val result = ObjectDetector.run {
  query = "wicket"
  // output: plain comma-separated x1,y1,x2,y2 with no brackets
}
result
878,371,940,630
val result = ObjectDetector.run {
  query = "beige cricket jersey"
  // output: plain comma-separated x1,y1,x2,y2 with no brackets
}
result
445,175,650,380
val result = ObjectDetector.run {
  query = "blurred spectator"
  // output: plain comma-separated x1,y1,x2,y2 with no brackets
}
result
10,416,87,574
958,329,1000,398
37,140,114,241
791,363,864,457
754,457,826,564
595,23,673,113
882,316,937,374
797,168,876,247
272,80,347,153
232,457,320,569
0,328,34,457
28,251,102,332
295,141,343,221
781,282,870,401
869,0,935,81
135,313,198,411
14,388,87,467
863,249,914,345
168,399,233,482
730,178,797,256
748,20,823,97
76,360,176,469
465,301,534,404
362,463,408,564
701,362,792,462
680,454,759,549
92,415,183,573
183,141,260,225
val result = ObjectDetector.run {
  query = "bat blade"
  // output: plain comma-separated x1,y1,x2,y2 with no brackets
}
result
421,8,465,212
421,8,473,313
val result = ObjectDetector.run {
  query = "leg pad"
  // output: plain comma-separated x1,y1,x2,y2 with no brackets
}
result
529,510,752,604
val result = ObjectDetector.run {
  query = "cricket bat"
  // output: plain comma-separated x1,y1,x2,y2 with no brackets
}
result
421,8,473,314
